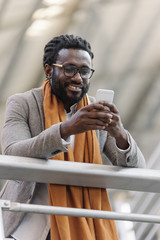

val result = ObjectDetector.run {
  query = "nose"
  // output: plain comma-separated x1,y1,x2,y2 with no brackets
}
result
71,71,82,83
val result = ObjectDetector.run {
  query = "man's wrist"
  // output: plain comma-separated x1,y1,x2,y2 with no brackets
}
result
60,122,71,140
115,130,129,150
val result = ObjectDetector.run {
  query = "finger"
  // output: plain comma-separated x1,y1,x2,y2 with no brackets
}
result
105,116,114,127
88,111,113,122
83,103,107,112
99,101,119,114
88,118,108,127
82,118,107,131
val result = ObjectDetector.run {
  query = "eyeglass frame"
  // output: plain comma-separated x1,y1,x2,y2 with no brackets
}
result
52,63,95,79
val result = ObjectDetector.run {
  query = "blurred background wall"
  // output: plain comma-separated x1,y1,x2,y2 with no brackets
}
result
0,0,160,239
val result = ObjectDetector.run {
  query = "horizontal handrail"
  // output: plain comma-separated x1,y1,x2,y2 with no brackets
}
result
0,200,160,224
0,155,160,193
0,154,160,240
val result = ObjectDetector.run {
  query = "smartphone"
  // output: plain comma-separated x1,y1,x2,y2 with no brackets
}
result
96,89,114,103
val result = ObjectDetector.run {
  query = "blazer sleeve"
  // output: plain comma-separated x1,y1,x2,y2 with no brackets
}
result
103,131,146,168
1,94,69,159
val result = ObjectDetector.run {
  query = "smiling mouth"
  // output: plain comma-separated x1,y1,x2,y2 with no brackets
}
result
67,84,82,92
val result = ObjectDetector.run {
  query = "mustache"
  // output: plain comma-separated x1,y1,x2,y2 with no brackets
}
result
64,81,84,88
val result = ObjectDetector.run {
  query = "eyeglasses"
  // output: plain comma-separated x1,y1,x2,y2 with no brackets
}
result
52,64,95,79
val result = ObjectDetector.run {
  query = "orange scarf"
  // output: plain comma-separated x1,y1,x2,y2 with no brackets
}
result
43,80,119,240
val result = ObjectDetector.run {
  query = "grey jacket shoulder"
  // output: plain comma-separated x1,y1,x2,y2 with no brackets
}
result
7,87,44,129
7,87,43,105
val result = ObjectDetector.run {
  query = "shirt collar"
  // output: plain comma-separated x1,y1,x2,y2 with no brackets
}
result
65,103,77,117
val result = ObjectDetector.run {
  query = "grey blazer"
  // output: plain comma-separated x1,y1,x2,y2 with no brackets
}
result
0,87,145,237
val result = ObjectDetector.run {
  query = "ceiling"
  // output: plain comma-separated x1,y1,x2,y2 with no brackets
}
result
0,0,160,164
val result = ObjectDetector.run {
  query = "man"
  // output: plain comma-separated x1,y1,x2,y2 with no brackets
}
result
1,34,145,240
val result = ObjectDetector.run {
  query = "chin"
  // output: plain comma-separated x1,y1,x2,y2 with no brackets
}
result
66,96,83,106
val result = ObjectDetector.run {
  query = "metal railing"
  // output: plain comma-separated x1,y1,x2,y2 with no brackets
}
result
0,154,160,239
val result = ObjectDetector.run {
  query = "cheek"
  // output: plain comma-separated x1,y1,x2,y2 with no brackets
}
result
54,68,65,79
83,80,90,88
52,71,64,86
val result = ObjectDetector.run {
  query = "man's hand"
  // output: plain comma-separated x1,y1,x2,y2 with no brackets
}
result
60,103,112,139
60,102,129,150
99,101,129,150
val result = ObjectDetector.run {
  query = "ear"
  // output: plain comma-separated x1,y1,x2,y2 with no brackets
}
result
44,64,53,79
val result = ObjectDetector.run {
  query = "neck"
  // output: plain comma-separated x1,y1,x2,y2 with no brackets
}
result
64,103,71,113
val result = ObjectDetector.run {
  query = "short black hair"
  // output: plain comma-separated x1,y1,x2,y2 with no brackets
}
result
43,34,94,67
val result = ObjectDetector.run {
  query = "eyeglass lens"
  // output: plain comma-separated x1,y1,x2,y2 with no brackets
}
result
64,65,93,78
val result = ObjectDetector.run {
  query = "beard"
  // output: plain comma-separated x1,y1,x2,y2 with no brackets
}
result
50,73,90,106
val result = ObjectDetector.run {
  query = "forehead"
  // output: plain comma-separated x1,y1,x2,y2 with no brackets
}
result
56,48,92,66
